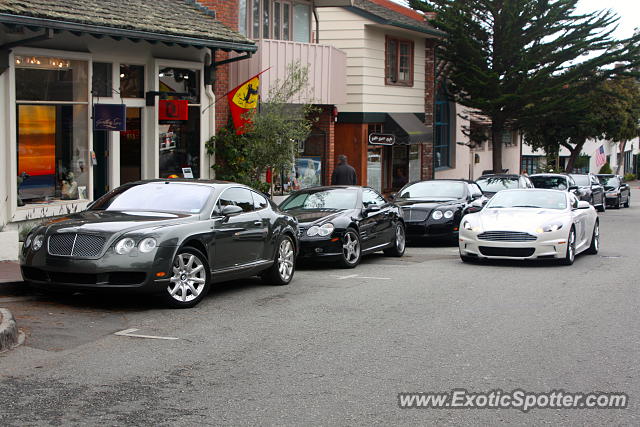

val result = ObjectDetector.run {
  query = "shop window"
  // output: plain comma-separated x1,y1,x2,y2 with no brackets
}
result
435,92,451,168
92,62,113,97
367,148,383,192
120,64,144,98
15,56,89,204
408,145,421,183
392,146,409,190
120,108,142,185
159,106,200,179
159,68,200,104
385,36,413,86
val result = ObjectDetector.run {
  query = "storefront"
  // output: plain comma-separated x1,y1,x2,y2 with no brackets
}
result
335,112,432,195
0,2,256,247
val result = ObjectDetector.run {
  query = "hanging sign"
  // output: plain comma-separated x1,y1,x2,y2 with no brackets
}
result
159,99,189,122
93,104,126,131
368,133,396,145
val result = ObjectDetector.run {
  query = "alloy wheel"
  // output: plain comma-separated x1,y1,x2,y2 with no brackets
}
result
277,238,295,282
593,223,599,251
568,230,576,262
168,252,207,303
343,231,361,264
395,225,406,253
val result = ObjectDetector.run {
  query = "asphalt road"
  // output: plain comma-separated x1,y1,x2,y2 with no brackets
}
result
1,188,639,425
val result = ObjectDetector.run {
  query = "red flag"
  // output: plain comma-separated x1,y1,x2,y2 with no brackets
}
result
227,69,270,135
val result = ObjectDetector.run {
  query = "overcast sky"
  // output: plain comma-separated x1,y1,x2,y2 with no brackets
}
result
393,0,638,40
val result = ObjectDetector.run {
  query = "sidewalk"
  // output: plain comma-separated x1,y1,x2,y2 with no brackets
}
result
0,261,22,284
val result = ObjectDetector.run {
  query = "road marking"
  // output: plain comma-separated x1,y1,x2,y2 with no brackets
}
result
114,328,179,340
334,274,391,280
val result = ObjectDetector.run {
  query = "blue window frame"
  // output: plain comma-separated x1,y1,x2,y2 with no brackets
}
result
434,87,450,168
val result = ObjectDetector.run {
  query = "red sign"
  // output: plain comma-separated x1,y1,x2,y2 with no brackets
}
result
159,100,188,121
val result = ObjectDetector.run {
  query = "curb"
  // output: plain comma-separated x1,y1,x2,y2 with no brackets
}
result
0,307,23,353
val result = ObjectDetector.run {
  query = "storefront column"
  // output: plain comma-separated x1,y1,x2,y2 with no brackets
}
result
143,59,160,180
0,70,8,226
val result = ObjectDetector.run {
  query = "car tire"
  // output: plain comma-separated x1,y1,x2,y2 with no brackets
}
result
585,221,600,255
559,228,576,266
262,234,296,286
383,223,406,257
596,202,606,213
338,227,361,268
615,197,622,209
624,196,630,208
162,247,211,309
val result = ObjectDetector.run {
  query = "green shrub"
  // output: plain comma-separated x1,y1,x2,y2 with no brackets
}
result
598,163,613,174
623,172,636,182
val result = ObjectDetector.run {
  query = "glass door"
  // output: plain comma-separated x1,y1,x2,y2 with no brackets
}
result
367,147,383,192
119,107,142,185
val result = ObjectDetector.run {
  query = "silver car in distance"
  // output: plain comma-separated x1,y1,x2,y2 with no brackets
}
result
459,189,600,265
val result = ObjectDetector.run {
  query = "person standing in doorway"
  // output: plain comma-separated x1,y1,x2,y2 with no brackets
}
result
331,154,357,185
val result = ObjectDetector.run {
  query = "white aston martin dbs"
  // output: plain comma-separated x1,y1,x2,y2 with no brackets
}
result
459,189,599,265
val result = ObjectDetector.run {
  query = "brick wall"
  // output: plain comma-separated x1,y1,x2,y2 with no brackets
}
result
422,38,437,180
197,0,239,131
311,105,336,184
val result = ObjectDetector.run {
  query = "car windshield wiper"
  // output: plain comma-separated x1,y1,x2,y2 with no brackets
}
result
512,205,542,208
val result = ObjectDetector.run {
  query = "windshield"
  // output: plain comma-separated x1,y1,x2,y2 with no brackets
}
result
529,176,569,190
398,181,465,199
476,177,520,193
570,175,590,186
280,189,358,210
90,183,212,213
486,190,567,210
598,176,620,188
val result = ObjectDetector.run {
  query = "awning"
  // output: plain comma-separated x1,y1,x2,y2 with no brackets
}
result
384,113,433,145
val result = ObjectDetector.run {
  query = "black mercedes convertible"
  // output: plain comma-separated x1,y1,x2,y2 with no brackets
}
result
394,179,487,242
279,186,406,268
20,180,298,308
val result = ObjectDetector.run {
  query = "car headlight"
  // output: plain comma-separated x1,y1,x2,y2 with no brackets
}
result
444,210,454,219
32,235,44,251
462,220,482,232
24,234,33,248
432,210,443,220
307,223,334,237
139,237,157,253
115,237,136,255
536,223,564,233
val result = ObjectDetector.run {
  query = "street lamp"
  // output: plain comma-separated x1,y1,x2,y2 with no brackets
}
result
457,141,474,180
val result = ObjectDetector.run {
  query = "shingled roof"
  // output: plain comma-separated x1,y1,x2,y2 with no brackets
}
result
0,0,256,52
348,0,444,37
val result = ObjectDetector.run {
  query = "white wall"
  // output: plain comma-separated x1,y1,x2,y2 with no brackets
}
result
317,7,428,113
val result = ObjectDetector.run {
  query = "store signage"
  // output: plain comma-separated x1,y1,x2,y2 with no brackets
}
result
368,133,395,145
159,99,189,122
93,104,126,131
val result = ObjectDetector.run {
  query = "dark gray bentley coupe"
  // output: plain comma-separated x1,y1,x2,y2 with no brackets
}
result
20,180,298,308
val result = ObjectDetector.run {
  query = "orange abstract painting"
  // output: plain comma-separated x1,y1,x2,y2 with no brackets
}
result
18,105,56,176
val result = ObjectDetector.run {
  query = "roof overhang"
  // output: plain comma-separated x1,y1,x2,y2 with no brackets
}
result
0,13,257,53
314,0,354,6
345,6,445,38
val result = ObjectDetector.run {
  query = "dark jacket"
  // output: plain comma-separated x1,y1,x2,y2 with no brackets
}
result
331,163,357,185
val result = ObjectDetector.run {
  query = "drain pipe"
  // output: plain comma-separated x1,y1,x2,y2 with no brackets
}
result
204,50,216,179
313,1,319,43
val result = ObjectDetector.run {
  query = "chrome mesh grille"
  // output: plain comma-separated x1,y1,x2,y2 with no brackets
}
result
477,231,537,242
48,234,106,257
402,208,429,222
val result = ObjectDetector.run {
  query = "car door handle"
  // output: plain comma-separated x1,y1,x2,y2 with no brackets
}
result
253,221,263,226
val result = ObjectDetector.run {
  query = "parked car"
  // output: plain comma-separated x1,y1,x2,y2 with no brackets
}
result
529,173,580,197
20,180,299,308
475,174,534,197
459,189,599,265
596,174,631,208
393,179,487,242
569,173,605,212
279,186,405,268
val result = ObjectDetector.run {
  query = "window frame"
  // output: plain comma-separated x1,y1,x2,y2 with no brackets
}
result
385,35,414,87
242,0,312,41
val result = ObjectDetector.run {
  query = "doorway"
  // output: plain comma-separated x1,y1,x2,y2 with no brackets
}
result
93,131,109,199
120,107,142,185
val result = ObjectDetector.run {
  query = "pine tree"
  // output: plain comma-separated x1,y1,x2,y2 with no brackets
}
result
409,0,640,172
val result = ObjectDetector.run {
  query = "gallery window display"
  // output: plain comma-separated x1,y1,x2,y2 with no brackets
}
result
15,56,89,204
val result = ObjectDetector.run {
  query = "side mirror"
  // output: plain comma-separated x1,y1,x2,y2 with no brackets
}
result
569,186,579,192
221,205,243,216
467,205,482,213
363,204,381,217
577,201,591,210
389,193,397,201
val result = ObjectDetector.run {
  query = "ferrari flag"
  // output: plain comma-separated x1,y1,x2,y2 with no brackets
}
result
227,68,270,134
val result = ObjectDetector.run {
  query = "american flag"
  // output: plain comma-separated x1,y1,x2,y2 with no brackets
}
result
595,145,607,167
